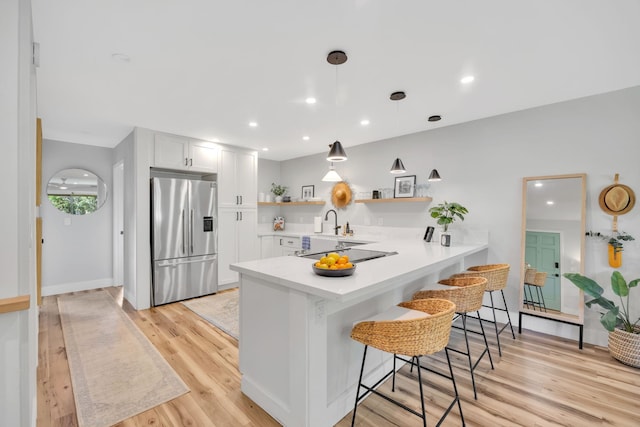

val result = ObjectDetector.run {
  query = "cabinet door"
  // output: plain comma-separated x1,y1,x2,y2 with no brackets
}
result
260,236,275,259
218,149,238,208
218,209,239,285
154,133,188,170
236,150,257,208
189,141,219,173
238,209,258,262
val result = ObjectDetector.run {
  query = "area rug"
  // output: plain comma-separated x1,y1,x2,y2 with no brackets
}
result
57,290,189,427
181,289,239,339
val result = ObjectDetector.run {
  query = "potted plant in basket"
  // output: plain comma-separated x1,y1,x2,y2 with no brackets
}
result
271,183,287,203
564,271,640,367
428,201,468,247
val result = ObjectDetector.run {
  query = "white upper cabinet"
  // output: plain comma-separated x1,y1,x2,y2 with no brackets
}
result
153,133,218,173
218,147,257,208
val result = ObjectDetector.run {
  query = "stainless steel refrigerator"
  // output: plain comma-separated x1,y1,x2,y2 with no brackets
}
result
151,177,218,305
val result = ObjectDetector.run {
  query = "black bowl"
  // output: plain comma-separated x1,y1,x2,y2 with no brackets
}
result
312,263,356,277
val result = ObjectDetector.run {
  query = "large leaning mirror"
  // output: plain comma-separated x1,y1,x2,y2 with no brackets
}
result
519,173,587,335
47,168,108,215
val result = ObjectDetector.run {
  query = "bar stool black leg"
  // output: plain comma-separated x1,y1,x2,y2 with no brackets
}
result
460,314,479,400
537,287,547,312
477,310,494,370
351,345,368,427
392,353,397,392
445,348,465,426
501,289,516,339
488,291,503,357
415,356,427,427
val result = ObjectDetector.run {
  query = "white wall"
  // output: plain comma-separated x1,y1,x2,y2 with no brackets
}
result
41,139,113,295
0,0,37,425
271,86,640,346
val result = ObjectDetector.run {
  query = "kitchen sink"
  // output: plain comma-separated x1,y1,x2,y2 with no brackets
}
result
298,248,397,263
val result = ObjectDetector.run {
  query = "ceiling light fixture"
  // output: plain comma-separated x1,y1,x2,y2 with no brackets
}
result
262,147,269,151
249,121,258,127
322,162,342,182
305,97,317,104
360,119,370,126
389,91,407,174
326,50,348,162
302,136,310,141
428,169,442,182
461,75,475,84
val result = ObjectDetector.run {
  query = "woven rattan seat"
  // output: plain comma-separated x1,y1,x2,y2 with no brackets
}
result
350,298,464,427
413,277,493,400
451,263,514,356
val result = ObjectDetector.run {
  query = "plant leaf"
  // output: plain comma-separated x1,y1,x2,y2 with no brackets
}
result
611,271,629,297
628,278,640,289
600,308,619,332
563,273,604,299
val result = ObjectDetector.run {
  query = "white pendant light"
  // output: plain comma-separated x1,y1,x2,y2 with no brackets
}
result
322,162,342,182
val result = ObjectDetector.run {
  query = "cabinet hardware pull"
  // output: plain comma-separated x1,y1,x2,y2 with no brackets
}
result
189,158,193,166
184,158,188,166
240,195,243,204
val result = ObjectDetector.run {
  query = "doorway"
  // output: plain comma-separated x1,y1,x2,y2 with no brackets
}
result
525,231,561,311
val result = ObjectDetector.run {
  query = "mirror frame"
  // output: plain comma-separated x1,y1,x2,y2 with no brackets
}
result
519,173,587,325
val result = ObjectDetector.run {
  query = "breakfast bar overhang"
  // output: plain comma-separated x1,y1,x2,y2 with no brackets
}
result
230,239,488,427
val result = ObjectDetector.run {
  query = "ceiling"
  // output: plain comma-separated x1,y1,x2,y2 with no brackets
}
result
31,0,640,161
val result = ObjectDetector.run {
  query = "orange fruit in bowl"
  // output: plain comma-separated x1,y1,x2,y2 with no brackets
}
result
344,262,353,269
337,256,348,265
326,257,337,266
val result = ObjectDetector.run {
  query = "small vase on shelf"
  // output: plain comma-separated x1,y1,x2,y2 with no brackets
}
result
275,195,283,203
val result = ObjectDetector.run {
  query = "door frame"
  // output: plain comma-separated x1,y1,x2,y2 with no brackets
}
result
113,160,124,286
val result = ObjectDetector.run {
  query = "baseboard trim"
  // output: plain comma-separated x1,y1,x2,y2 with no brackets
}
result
42,278,114,296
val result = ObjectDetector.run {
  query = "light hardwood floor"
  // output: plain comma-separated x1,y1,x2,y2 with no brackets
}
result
37,287,639,426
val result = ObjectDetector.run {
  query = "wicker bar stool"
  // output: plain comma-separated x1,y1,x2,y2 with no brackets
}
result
525,271,548,312
451,263,514,357
413,277,493,400
350,298,463,427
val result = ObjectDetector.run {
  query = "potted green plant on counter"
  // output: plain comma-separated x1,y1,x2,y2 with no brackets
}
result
564,271,640,367
429,201,468,246
271,183,287,203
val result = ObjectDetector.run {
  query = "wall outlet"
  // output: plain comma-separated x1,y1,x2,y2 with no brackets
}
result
377,217,383,226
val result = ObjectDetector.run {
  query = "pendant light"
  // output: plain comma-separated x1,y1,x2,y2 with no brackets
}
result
326,50,348,162
322,162,342,182
389,91,407,173
428,169,442,181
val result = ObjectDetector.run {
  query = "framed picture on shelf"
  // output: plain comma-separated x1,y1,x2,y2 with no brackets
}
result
394,175,416,198
301,185,315,200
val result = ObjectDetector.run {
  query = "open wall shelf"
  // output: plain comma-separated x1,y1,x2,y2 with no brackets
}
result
355,197,432,204
258,201,326,206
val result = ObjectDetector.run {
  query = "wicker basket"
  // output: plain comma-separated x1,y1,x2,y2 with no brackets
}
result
608,326,640,368
532,272,547,287
453,263,510,291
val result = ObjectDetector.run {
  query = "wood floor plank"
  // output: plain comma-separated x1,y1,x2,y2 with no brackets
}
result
37,287,640,427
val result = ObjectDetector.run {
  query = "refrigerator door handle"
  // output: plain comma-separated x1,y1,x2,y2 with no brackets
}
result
190,209,194,254
182,209,186,254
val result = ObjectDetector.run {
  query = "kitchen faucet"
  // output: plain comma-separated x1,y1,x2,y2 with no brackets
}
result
324,209,341,235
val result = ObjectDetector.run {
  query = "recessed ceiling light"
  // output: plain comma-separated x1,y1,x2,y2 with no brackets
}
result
461,75,475,84
302,136,310,141
111,53,130,63
535,182,543,187
305,97,316,104
262,147,269,151
360,119,370,126
83,173,89,177
249,122,258,127
428,115,442,122
546,201,554,205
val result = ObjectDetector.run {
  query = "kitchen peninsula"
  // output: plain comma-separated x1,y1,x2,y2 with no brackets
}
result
230,238,488,426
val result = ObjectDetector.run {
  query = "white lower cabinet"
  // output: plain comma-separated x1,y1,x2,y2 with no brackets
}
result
218,208,258,285
275,236,301,256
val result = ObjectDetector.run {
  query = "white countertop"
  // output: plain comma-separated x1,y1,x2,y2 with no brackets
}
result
230,239,488,302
